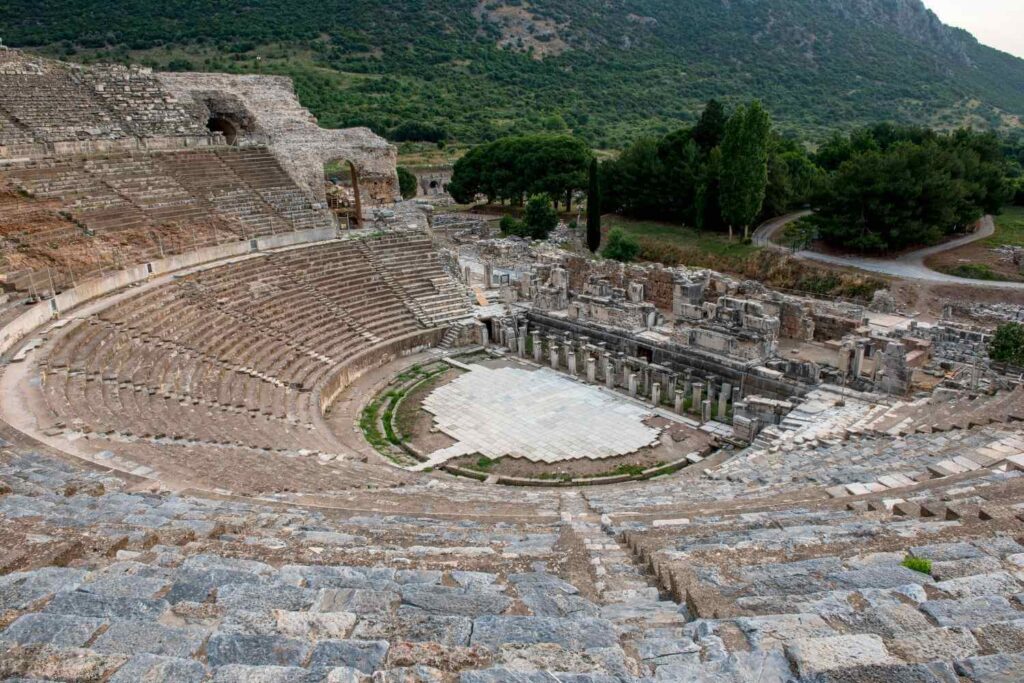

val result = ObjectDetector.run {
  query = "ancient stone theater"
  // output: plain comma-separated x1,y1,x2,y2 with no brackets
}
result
0,50,1023,682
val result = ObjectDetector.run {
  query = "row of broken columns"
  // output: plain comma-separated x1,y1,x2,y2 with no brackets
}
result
499,323,740,424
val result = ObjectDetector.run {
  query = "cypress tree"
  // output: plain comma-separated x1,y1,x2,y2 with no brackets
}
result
586,158,602,253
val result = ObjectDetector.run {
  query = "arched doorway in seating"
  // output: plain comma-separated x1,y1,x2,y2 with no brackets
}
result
206,116,241,145
324,158,362,228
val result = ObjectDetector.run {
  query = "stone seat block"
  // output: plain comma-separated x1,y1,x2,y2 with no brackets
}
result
0,613,106,648
398,584,511,618
108,654,206,683
954,653,1024,682
206,632,310,668
91,619,208,658
785,634,898,679
921,595,1024,629
43,589,170,621
469,615,619,650
308,639,389,673
215,582,316,613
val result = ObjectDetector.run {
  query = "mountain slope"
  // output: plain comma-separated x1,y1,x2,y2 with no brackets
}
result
3,0,1023,145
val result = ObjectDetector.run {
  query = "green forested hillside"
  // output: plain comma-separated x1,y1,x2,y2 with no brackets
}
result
3,0,1023,146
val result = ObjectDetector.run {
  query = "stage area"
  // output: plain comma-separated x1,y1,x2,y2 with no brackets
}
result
420,365,662,465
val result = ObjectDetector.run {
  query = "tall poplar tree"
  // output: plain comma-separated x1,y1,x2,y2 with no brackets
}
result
720,101,771,240
587,158,602,253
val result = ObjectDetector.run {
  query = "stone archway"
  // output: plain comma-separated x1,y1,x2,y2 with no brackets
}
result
206,115,241,145
324,158,362,228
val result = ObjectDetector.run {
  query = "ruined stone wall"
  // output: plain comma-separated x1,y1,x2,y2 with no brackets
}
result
562,257,680,312
157,72,400,219
812,312,860,342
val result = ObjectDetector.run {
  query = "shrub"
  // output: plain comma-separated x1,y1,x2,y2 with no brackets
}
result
523,195,558,240
990,322,1024,366
901,556,932,575
499,215,526,237
602,228,641,262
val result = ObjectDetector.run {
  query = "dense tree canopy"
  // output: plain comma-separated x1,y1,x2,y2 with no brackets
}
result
811,126,1012,252
601,100,804,235
448,135,592,206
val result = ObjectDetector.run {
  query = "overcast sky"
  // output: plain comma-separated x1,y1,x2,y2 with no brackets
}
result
922,0,1024,58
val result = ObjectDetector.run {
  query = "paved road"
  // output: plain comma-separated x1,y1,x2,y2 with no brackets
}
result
752,213,1024,290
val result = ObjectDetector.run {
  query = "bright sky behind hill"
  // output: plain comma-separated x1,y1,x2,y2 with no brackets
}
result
923,0,1024,58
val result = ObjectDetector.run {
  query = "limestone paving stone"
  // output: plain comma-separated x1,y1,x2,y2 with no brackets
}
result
421,366,660,464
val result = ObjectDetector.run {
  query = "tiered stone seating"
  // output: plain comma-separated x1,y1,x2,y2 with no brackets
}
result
35,234,469,496
0,54,205,146
861,385,1024,436
82,65,206,139
0,72,126,142
0,448,637,681
214,147,325,232
617,468,1024,681
0,147,331,289
361,232,473,326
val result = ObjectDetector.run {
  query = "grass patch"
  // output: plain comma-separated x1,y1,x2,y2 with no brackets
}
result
606,216,760,264
359,399,390,452
361,362,450,461
941,263,1002,281
901,556,932,575
470,456,499,473
982,206,1024,248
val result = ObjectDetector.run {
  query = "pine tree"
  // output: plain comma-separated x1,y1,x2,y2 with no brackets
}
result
586,158,601,253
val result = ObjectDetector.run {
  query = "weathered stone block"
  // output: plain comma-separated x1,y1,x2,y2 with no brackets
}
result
308,639,389,673
206,633,310,667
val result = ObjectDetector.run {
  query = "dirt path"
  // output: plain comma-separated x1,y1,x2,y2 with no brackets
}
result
755,214,1024,289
